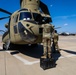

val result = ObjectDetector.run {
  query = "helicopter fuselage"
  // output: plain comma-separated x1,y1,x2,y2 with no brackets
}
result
2,9,43,45
2,0,52,46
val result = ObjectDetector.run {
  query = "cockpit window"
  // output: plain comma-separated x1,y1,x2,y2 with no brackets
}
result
19,12,32,20
42,17,52,23
33,13,42,23
33,13,39,20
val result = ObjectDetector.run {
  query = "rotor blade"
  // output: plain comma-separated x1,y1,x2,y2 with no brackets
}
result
55,27,61,29
0,8,12,15
40,1,50,15
0,30,5,32
0,16,10,20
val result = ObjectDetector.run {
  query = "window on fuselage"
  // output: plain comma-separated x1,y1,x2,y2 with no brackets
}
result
14,15,19,23
15,15,18,22
19,12,32,20
33,13,42,23
14,25,17,34
33,13,38,21
42,17,52,24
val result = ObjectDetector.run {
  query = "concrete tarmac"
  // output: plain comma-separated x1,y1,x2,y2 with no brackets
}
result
0,36,76,75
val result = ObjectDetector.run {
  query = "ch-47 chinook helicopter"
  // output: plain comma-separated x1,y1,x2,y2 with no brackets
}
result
0,0,52,50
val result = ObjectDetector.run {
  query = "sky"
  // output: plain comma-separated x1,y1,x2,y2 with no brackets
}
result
0,0,76,34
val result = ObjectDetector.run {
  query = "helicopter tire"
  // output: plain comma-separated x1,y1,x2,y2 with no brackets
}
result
8,43,17,50
3,44,6,50
3,43,13,50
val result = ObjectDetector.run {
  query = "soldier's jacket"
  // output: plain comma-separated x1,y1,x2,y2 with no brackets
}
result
53,33,59,43
42,24,54,38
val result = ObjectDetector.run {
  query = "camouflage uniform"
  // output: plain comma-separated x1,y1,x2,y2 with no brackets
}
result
53,30,60,52
42,24,54,58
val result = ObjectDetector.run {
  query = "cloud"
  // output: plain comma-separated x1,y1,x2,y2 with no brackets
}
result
53,14,76,19
64,23,68,26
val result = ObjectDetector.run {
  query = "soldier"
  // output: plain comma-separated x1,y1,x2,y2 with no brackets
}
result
52,30,60,53
41,23,54,59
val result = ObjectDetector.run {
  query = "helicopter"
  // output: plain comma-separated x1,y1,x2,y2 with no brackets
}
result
0,0,52,50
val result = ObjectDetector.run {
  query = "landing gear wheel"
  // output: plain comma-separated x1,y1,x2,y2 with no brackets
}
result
3,44,6,50
3,43,15,50
8,43,16,50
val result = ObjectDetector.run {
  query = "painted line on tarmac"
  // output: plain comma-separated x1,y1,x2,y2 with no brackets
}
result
6,51,76,65
13,54,39,65
0,46,39,65
0,46,76,65
6,51,39,65
59,54,76,59
0,46,2,49
64,54,76,58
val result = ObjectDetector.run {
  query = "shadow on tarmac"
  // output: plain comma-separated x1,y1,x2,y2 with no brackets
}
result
10,45,61,65
61,49,76,55
0,45,63,69
14,44,61,69
0,44,61,61
18,44,43,58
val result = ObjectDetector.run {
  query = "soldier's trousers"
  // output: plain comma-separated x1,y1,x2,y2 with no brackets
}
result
43,38,51,58
54,42,59,51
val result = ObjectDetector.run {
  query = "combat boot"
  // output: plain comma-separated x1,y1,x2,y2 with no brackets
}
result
41,53,47,59
56,49,61,54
